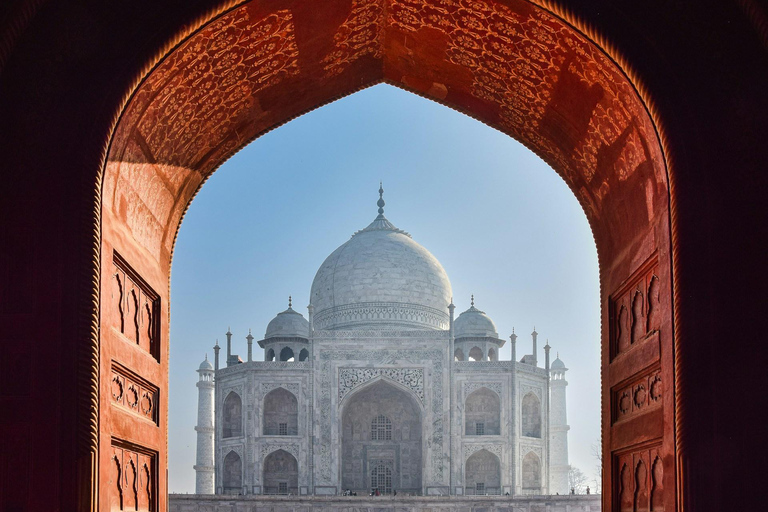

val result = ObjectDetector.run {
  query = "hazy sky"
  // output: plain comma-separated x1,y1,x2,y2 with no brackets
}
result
168,84,601,493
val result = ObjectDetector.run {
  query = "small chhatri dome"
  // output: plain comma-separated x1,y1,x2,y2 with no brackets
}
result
552,354,566,370
198,354,213,371
310,184,452,330
454,296,499,339
264,298,310,339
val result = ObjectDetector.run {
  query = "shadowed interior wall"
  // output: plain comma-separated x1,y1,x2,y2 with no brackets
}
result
263,450,298,493
465,388,500,436
263,388,298,436
465,449,501,491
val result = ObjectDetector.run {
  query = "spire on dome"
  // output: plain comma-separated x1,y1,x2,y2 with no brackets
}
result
377,182,385,217
471,294,475,307
289,295,292,308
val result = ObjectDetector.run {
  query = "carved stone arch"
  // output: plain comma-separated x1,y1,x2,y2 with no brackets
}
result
465,449,501,493
465,387,501,435
521,392,542,438
279,346,294,361
222,450,242,493
522,451,541,490
617,303,630,354
298,348,309,361
265,348,275,361
487,347,497,361
469,346,484,361
263,386,298,436
222,390,242,438
341,378,423,493
454,348,465,361
262,449,298,494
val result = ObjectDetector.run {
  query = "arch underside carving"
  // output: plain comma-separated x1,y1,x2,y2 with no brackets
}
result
98,0,674,509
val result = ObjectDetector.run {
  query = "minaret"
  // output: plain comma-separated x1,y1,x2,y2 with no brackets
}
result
549,353,570,495
213,340,220,371
225,326,232,366
246,329,253,362
194,355,215,494
510,328,517,362
531,327,538,366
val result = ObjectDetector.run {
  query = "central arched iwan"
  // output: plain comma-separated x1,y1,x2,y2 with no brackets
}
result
99,1,675,510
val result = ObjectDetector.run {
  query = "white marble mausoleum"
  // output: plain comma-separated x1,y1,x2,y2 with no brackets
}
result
193,186,571,497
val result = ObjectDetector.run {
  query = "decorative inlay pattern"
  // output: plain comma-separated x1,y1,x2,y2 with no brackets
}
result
520,383,543,400
338,367,424,404
318,349,444,483
454,361,516,370
463,443,503,461
314,302,449,330
520,444,543,460
259,382,300,400
612,368,662,423
313,329,448,339
323,0,384,77
463,381,503,397
111,365,158,425
260,442,300,461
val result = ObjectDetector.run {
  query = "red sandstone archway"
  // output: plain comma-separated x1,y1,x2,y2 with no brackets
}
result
98,1,675,510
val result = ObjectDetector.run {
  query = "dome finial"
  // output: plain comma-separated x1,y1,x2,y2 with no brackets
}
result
471,294,474,307
377,182,385,216
288,295,292,308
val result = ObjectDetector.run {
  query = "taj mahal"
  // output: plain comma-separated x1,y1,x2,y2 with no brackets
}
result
192,186,571,497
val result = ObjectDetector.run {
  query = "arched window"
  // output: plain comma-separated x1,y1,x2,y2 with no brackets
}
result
522,452,541,490
298,348,309,361
371,415,392,441
465,449,501,495
465,387,501,435
469,346,483,361
279,346,294,361
265,348,275,361
488,348,497,361
223,451,242,494
263,387,298,436
222,392,242,438
521,392,541,438
454,348,465,361
263,449,298,495
371,464,392,494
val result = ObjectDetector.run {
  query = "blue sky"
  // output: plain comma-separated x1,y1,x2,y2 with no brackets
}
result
168,84,601,493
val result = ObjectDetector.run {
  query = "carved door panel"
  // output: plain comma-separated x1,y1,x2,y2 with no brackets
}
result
606,253,673,512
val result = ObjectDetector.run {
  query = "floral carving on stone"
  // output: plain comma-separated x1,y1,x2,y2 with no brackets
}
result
649,374,662,402
463,381,503,397
338,367,424,405
463,443,503,462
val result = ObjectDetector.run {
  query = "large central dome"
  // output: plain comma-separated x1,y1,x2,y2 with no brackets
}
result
310,187,452,330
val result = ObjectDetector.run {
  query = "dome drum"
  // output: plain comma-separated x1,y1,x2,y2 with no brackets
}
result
313,302,449,330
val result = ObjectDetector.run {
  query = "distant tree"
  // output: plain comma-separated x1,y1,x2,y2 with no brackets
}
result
591,439,602,494
568,466,589,494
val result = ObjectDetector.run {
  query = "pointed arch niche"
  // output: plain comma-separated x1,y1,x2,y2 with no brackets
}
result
97,0,676,509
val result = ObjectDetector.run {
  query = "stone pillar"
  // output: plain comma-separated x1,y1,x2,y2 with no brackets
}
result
194,357,216,494
549,357,570,495
544,342,550,495
531,328,538,367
